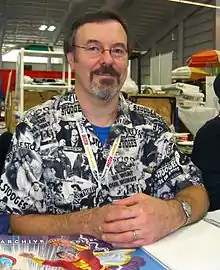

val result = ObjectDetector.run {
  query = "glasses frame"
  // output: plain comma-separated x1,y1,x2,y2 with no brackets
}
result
73,44,128,59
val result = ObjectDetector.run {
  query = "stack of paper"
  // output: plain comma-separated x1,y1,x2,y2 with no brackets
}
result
204,210,220,227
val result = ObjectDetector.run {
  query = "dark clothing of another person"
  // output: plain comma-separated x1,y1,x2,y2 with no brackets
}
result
191,116,220,211
0,131,12,234
0,131,12,172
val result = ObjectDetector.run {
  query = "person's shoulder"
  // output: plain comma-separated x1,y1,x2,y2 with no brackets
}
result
196,115,220,138
202,115,220,129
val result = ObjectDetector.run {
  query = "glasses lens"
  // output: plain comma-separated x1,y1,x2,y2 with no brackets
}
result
85,45,102,57
111,47,127,57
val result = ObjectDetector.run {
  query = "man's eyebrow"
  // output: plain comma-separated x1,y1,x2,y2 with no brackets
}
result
84,39,101,45
112,42,127,48
84,40,127,48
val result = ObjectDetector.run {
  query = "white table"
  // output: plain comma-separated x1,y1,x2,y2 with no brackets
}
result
143,212,220,270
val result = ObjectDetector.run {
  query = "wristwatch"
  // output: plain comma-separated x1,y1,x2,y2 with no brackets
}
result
176,199,192,226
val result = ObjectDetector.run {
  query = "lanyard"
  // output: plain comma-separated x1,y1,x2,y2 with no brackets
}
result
76,121,121,182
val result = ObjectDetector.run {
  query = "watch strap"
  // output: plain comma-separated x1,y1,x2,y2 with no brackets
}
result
175,199,192,226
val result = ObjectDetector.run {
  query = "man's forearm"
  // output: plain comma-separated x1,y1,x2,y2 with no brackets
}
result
161,185,209,238
10,208,96,236
174,185,209,226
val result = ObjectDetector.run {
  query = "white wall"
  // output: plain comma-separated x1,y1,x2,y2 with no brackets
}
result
131,3,215,85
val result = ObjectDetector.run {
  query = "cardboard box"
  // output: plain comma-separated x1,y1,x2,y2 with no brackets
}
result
23,90,63,110
5,89,65,132
128,94,176,127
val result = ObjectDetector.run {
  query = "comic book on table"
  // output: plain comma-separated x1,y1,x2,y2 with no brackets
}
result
0,235,169,269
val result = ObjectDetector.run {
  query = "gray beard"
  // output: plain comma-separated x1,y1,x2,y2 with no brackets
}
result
90,78,120,101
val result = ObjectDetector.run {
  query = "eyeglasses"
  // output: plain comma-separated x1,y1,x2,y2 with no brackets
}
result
73,44,128,58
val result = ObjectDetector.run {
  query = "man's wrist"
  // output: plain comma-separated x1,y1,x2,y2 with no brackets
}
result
78,208,98,236
166,199,188,230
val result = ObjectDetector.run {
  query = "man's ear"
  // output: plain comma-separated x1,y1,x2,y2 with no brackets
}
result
67,52,75,69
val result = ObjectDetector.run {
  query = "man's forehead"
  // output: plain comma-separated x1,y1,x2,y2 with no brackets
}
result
76,20,127,42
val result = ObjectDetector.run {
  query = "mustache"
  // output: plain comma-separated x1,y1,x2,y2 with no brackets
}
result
91,65,120,77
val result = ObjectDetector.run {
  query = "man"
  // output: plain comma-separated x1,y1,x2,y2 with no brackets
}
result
25,153,42,181
20,251,103,270
20,238,109,270
0,9,209,247
0,196,8,212
0,197,10,235
28,182,46,213
70,129,80,147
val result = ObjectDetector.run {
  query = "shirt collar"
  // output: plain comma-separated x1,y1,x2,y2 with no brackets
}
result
116,93,133,129
69,92,133,130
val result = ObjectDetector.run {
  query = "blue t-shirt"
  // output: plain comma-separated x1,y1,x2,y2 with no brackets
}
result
0,212,9,234
92,125,111,145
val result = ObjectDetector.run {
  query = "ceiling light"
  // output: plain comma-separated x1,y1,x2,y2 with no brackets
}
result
39,24,47,31
47,25,56,32
168,0,220,9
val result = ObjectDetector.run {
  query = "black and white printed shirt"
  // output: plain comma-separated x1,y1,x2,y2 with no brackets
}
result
0,93,202,214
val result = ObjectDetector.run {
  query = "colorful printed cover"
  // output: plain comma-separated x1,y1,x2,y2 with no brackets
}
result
0,235,168,269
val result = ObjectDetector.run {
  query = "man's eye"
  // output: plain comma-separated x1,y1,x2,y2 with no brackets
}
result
112,47,126,55
86,46,100,52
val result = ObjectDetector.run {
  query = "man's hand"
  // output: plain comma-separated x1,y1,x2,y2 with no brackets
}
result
99,193,185,248
48,238,71,247
19,252,35,259
83,204,127,239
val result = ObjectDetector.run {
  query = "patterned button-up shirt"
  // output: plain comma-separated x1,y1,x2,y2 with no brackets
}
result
0,93,202,214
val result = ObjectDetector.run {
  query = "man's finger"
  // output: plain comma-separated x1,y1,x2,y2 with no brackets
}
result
102,230,142,244
112,193,147,206
104,205,138,222
112,196,139,206
101,218,138,233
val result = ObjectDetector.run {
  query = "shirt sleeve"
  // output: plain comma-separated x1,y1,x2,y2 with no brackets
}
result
0,115,43,214
151,131,203,199
32,257,63,267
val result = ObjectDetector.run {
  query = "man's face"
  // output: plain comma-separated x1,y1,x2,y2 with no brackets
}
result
59,139,66,146
57,184,62,192
0,201,6,210
67,20,128,101
71,130,79,143
25,155,31,163
33,183,40,191
59,252,77,262
14,161,20,169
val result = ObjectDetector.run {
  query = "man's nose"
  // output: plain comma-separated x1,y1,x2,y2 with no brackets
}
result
99,49,114,65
